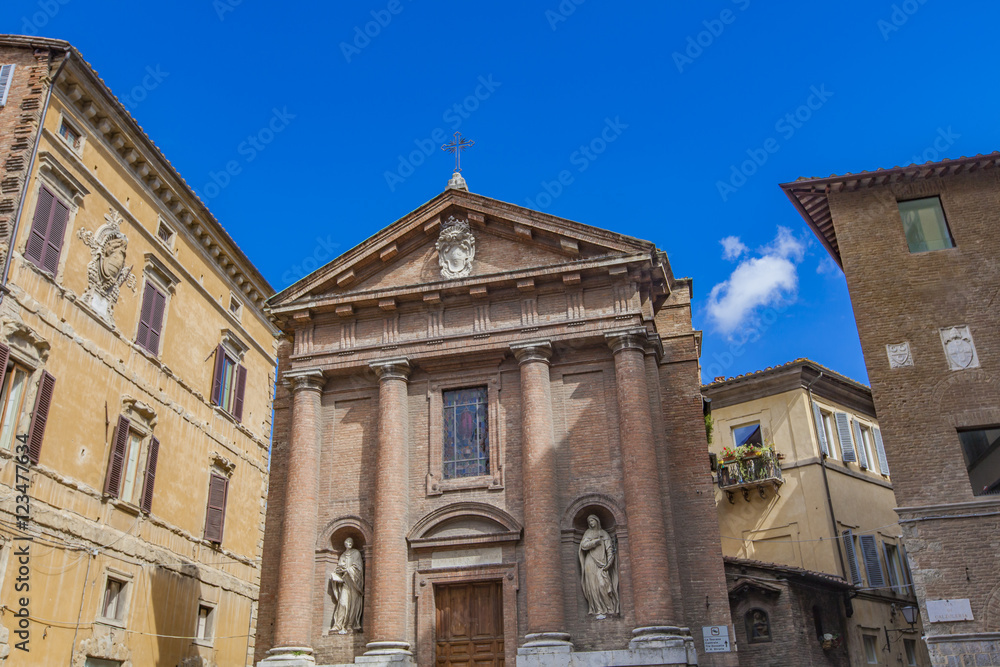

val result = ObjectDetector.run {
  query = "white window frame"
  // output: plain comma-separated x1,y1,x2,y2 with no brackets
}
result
904,638,917,666
863,633,879,664
0,362,31,452
821,410,840,460
860,423,879,474
228,293,243,322
97,568,133,628
0,64,16,108
57,112,86,155
155,217,176,251
193,600,217,647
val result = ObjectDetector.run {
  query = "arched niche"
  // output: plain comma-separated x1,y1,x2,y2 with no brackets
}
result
316,515,373,554
561,493,626,537
408,502,522,550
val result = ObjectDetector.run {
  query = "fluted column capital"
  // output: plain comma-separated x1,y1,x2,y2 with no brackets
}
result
284,368,325,394
511,340,552,366
370,358,411,382
606,329,649,355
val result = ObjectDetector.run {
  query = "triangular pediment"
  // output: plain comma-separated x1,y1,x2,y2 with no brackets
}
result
270,189,654,309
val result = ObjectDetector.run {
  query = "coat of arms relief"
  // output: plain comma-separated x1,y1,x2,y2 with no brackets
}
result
78,208,136,324
435,215,475,279
940,325,979,370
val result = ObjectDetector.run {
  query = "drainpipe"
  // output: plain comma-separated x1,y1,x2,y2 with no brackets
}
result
0,46,70,304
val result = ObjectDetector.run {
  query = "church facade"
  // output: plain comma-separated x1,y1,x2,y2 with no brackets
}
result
258,177,737,666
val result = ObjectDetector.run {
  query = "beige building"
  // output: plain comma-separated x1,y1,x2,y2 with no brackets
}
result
0,36,277,666
704,359,929,666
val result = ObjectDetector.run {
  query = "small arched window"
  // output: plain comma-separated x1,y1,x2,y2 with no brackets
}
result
746,608,772,644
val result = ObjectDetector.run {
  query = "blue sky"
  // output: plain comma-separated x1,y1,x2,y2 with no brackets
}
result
5,1,997,385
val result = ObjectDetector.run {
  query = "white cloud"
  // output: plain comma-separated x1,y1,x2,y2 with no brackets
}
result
706,227,807,336
720,235,748,261
816,255,840,275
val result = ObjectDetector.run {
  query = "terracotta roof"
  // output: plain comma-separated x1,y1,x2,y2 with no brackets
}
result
725,556,854,590
702,357,869,392
779,152,1000,266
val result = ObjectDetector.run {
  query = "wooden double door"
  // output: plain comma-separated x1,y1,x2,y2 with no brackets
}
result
435,581,504,666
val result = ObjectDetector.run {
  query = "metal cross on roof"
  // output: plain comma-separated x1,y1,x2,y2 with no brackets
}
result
441,131,475,173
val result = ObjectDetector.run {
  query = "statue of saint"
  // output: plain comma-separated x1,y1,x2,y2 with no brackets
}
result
578,514,619,619
329,537,364,633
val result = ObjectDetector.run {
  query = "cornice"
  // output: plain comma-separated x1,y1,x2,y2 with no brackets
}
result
48,51,274,317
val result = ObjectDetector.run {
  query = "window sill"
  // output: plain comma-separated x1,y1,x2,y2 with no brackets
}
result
211,404,240,425
105,497,142,517
426,472,503,496
192,638,215,648
95,618,126,630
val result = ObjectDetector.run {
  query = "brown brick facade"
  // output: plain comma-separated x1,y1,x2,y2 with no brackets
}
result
257,189,738,666
785,160,1000,666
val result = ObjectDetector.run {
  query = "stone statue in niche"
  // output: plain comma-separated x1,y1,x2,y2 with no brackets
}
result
578,514,620,619
78,208,135,323
329,537,364,633
435,216,475,279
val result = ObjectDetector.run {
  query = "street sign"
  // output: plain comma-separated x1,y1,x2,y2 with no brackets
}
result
703,625,732,653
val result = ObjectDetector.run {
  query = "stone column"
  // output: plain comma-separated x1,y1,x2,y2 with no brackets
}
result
365,358,414,661
606,330,685,649
264,369,325,666
511,341,572,652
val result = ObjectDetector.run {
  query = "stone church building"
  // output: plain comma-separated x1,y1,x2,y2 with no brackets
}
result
257,175,736,666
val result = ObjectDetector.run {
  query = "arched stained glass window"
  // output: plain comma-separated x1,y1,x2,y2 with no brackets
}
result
443,386,489,479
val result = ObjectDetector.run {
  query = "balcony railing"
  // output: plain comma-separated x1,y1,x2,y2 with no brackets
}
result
718,451,783,503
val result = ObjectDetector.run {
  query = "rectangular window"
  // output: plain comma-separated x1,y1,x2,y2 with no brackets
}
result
120,431,142,503
443,386,489,479
26,370,55,464
863,634,879,663
135,280,167,355
100,576,127,621
0,364,29,451
958,427,1000,496
842,529,862,585
59,121,82,151
835,412,857,462
195,603,215,644
860,534,886,589
25,185,70,275
822,411,839,459
904,638,917,666
156,219,175,246
861,425,879,474
203,472,229,544
732,422,763,447
899,197,954,253
884,542,904,594
210,346,247,421
0,64,15,107
229,294,242,319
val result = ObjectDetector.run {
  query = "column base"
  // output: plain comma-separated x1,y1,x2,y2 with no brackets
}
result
258,646,315,666
362,641,414,660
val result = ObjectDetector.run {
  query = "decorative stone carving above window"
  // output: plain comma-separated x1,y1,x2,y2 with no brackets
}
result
121,395,157,430
210,452,236,476
435,216,475,279
78,208,135,324
940,325,979,371
0,321,49,365
37,151,89,205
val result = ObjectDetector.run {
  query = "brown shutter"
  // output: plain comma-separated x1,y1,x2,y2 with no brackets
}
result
25,186,54,268
146,286,166,354
103,415,130,497
27,371,55,464
233,364,247,422
203,473,229,543
139,436,159,513
136,282,155,351
210,345,225,406
0,343,10,394
41,197,69,274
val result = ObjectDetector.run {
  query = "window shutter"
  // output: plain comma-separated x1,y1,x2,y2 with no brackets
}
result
139,436,159,513
233,364,247,422
103,415,130,498
900,544,914,589
812,401,829,456
203,473,229,543
853,420,869,469
25,186,54,268
136,282,155,352
873,427,890,476
842,530,862,585
146,285,166,354
860,535,885,589
0,343,10,393
0,64,15,107
27,371,55,464
210,345,225,406
41,197,69,274
883,543,901,594
835,413,856,462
